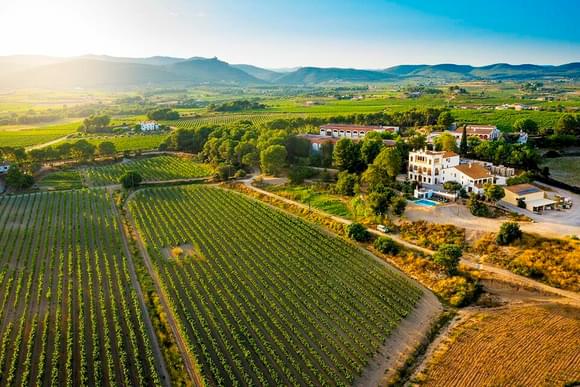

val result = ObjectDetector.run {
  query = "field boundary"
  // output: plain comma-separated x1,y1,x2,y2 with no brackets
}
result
123,194,205,387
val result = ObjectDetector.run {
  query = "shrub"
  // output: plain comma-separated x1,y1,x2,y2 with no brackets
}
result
433,244,462,274
496,222,522,245
374,237,400,255
120,171,142,189
288,166,316,185
391,196,407,216
468,194,492,217
345,223,371,242
443,181,462,192
335,172,358,196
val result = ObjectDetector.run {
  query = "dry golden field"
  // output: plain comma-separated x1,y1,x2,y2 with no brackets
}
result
417,304,580,386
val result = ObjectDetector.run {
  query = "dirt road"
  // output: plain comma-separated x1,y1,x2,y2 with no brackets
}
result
242,179,580,306
108,192,171,386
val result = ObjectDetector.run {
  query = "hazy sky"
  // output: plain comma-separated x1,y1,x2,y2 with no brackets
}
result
1,0,579,68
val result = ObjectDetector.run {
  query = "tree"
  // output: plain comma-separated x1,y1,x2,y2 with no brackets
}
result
406,134,427,150
367,191,391,218
288,166,316,185
373,147,402,179
433,244,462,274
437,111,454,128
434,132,458,152
5,166,34,190
260,145,287,176
513,118,538,135
335,172,358,196
443,181,462,192
345,223,371,242
496,222,522,245
147,108,180,121
70,140,96,162
120,171,142,189
374,237,400,255
285,136,311,163
80,114,111,133
555,114,578,136
333,138,361,172
391,196,407,216
467,194,491,217
459,125,468,156
97,141,116,157
360,137,384,165
483,183,505,203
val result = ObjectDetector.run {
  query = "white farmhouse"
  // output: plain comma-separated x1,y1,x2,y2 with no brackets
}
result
140,121,159,131
408,149,460,185
441,163,494,194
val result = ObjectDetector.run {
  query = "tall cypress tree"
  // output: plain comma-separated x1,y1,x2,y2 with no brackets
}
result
459,125,468,156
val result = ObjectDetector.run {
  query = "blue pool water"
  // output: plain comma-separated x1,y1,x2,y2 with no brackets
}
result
414,199,438,207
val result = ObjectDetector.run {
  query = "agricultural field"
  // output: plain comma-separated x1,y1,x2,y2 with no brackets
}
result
262,184,354,219
168,112,335,130
60,133,168,152
452,109,564,131
128,185,423,385
416,304,580,386
37,170,83,190
0,190,162,386
542,156,580,186
0,121,80,148
84,155,213,186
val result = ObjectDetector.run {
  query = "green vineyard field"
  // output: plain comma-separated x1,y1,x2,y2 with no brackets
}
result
0,190,162,386
128,185,423,386
85,155,213,186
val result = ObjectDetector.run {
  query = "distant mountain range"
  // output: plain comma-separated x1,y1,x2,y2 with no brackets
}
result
0,55,578,89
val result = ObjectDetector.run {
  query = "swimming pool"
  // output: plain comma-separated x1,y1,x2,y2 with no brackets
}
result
413,198,438,207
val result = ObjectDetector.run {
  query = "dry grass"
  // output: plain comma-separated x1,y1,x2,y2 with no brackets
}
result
473,233,580,292
417,304,580,386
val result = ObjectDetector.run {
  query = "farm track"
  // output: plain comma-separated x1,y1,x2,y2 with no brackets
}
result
109,190,171,387
123,194,204,387
242,178,580,307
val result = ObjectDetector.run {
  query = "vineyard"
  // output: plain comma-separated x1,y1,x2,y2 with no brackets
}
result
417,304,580,386
167,112,333,129
59,133,169,152
128,185,423,386
0,121,79,148
84,155,213,186
0,190,163,386
37,170,83,191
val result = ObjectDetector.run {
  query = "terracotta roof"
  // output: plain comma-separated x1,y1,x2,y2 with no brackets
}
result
504,183,542,195
415,150,457,157
320,124,398,132
453,163,492,180
442,151,459,158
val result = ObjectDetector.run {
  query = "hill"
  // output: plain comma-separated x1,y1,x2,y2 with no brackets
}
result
232,63,283,81
0,53,578,88
276,66,395,84
167,57,262,84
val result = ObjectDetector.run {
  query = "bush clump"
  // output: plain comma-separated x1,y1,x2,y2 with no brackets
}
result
345,222,371,242
374,236,400,255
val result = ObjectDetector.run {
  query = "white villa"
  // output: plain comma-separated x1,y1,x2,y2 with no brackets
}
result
319,124,399,139
140,121,159,131
408,149,509,195
408,149,460,185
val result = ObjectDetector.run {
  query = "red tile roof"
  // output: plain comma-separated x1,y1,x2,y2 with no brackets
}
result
320,124,398,132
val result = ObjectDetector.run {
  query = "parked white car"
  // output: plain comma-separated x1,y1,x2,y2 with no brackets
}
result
377,225,390,233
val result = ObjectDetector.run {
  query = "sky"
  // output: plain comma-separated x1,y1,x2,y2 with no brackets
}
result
0,0,579,68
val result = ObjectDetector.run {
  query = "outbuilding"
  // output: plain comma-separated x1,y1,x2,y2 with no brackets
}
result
503,183,556,212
